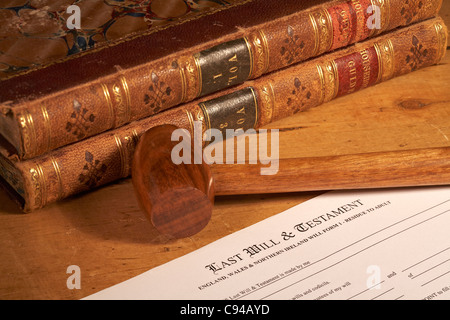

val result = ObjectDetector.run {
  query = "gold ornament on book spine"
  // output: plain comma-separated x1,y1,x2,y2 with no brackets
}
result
101,83,115,128
247,30,270,79
179,66,187,103
243,37,254,79
114,134,128,179
318,60,339,103
435,22,447,63
113,76,132,127
374,39,395,82
369,0,391,37
193,53,203,98
180,56,202,101
186,106,208,146
41,105,51,154
50,156,64,201
18,110,37,159
309,8,333,57
316,64,326,105
259,82,275,125
29,163,46,209
101,75,132,128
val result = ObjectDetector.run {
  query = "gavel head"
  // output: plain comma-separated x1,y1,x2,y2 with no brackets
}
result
132,125,214,239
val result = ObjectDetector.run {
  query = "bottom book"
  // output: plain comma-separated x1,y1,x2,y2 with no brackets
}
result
0,17,447,212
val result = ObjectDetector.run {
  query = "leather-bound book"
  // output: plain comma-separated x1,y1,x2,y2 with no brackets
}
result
0,0,443,160
0,0,245,80
0,17,447,212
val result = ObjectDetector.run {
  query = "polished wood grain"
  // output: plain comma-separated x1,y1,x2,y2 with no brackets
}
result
212,146,450,195
0,5,449,299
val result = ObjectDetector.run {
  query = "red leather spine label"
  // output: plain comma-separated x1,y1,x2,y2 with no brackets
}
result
328,0,373,50
335,45,379,97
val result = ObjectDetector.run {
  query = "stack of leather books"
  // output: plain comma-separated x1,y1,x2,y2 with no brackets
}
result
0,0,446,212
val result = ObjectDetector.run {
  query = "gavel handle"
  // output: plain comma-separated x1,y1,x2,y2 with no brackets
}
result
132,125,450,239
212,147,450,195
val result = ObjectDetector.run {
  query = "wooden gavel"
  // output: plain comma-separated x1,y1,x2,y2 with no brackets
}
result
131,125,450,239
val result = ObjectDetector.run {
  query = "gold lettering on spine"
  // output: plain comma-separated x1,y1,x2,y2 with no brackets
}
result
247,30,270,79
310,8,334,56
29,163,46,209
18,110,37,158
375,39,395,82
41,105,51,153
50,156,64,201
435,22,447,63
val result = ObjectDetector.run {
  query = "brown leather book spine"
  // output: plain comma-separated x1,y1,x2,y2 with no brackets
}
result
0,17,447,212
0,0,443,160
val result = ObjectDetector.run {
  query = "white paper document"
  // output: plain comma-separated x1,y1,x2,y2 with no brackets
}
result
85,187,450,300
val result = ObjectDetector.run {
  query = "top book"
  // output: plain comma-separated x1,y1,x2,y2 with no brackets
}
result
0,0,443,160
0,0,246,80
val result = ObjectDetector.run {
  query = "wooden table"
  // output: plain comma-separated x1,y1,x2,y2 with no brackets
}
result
1,7,450,299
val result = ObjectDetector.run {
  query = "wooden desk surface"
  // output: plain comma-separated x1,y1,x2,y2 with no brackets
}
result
1,6,450,299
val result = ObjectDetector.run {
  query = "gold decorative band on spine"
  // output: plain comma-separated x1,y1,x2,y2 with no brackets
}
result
373,43,384,84
316,64,326,105
18,110,37,158
248,87,259,129
259,82,275,125
131,129,140,146
309,13,320,57
101,75,132,128
114,134,127,179
181,56,202,102
120,75,132,123
369,0,391,37
309,8,334,56
198,102,212,133
41,105,51,154
29,163,46,209
243,36,254,80
185,110,195,135
179,66,187,103
246,30,270,79
50,156,64,201
375,39,395,82
321,60,339,102
193,53,203,98
101,83,115,128
435,22,447,63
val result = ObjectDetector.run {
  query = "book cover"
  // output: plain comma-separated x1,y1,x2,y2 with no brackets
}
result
0,17,447,212
0,0,443,160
